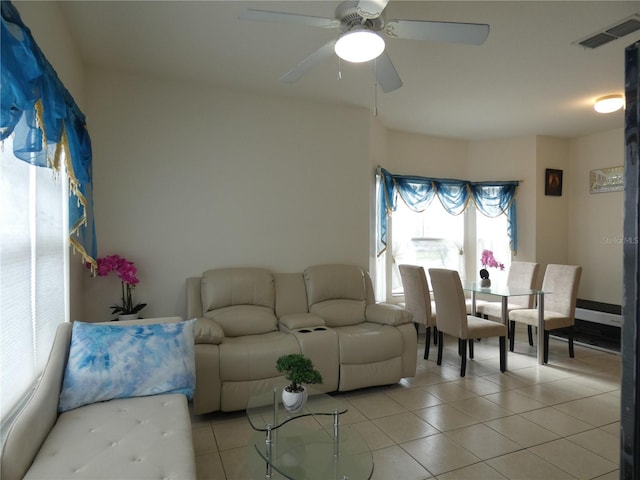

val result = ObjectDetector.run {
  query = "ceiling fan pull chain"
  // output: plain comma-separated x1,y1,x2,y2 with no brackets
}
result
338,57,342,80
373,58,378,116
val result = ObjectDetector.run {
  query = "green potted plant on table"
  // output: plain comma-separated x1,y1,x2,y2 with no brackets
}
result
275,354,323,412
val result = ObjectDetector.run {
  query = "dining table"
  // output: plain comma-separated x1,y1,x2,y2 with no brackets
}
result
463,283,547,366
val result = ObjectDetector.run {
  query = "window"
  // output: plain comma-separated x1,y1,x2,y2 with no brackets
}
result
390,198,465,295
385,202,513,297
475,206,511,286
0,137,68,423
376,169,518,300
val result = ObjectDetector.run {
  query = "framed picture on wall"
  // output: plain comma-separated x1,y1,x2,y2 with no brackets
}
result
545,169,563,196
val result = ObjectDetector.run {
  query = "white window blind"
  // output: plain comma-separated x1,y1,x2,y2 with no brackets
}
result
0,137,68,422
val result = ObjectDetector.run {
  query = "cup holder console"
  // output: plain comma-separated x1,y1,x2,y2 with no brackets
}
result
297,327,328,333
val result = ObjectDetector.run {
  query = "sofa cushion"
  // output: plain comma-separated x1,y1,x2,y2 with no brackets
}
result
336,323,403,364
206,305,278,337
24,394,196,480
304,264,366,305
194,317,225,344
219,332,300,382
366,303,413,326
58,320,196,412
310,299,366,327
201,268,274,312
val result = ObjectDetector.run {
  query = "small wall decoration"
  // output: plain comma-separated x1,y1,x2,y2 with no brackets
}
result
545,169,563,196
590,166,624,193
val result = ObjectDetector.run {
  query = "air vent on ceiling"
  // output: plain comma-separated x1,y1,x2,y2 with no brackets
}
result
573,14,640,49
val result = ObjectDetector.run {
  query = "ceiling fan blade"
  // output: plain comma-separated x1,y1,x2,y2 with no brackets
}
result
239,9,339,29
385,19,490,45
356,0,390,19
372,51,402,93
280,41,337,83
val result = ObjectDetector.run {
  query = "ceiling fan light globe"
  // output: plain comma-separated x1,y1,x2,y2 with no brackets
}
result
335,30,385,63
594,94,624,113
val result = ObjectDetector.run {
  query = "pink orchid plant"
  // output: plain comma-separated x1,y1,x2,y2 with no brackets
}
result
88,255,147,316
480,249,505,278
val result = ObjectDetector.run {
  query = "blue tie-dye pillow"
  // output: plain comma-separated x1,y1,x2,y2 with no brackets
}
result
58,319,196,412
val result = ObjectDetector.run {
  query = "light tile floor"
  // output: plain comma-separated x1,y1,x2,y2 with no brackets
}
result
191,326,621,479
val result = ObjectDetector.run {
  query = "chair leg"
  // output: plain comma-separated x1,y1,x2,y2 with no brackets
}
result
424,327,431,359
460,338,467,377
543,330,550,364
433,327,438,346
458,338,463,356
414,323,419,334
509,321,515,351
499,336,506,372
568,326,575,358
437,331,444,365
527,325,534,346
468,338,474,359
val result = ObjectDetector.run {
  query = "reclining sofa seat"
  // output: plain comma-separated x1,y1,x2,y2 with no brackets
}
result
187,264,417,415
304,264,417,391
188,268,301,413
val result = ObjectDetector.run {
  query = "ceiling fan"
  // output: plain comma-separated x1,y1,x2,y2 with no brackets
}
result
239,0,490,93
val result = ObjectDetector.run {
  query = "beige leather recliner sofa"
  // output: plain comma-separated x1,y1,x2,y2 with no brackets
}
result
187,264,416,415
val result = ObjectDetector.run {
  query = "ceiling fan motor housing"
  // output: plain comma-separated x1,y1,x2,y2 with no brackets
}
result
335,1,385,33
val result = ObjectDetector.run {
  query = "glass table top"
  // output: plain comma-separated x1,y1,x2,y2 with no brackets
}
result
248,422,373,480
246,381,372,479
463,282,546,297
246,381,348,432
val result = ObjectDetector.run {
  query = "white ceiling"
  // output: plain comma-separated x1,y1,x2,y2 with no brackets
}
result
57,1,640,140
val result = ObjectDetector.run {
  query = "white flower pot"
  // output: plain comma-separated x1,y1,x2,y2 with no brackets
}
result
117,314,139,321
281,386,308,413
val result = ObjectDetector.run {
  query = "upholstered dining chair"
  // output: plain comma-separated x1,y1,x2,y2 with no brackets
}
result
508,264,582,363
399,264,438,359
477,261,540,341
429,268,507,377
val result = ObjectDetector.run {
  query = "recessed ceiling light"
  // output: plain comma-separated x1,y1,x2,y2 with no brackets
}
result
594,94,624,113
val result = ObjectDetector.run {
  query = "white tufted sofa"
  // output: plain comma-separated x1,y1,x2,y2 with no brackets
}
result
0,318,196,480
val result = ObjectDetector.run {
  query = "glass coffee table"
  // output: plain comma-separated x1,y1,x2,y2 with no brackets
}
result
246,382,373,480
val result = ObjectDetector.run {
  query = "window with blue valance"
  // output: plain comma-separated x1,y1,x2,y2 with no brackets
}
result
378,167,518,256
1,1,96,267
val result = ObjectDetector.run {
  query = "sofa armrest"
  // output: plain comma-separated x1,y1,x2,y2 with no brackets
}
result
193,317,225,344
365,303,413,326
279,313,326,331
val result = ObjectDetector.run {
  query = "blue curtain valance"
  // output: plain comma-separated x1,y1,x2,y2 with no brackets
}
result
1,1,96,267
377,167,519,256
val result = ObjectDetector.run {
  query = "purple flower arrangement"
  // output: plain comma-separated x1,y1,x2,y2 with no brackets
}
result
89,255,147,316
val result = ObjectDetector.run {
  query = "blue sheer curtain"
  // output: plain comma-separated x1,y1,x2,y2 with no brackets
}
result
1,1,96,267
377,168,519,255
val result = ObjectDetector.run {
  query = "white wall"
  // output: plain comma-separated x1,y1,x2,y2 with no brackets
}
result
568,129,624,305
84,68,372,321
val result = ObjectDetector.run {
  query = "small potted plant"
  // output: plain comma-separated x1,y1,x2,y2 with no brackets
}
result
275,354,323,412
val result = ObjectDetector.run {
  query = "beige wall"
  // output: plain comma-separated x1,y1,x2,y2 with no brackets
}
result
15,1,624,321
535,136,571,269
84,68,372,322
569,129,624,305
467,136,538,266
